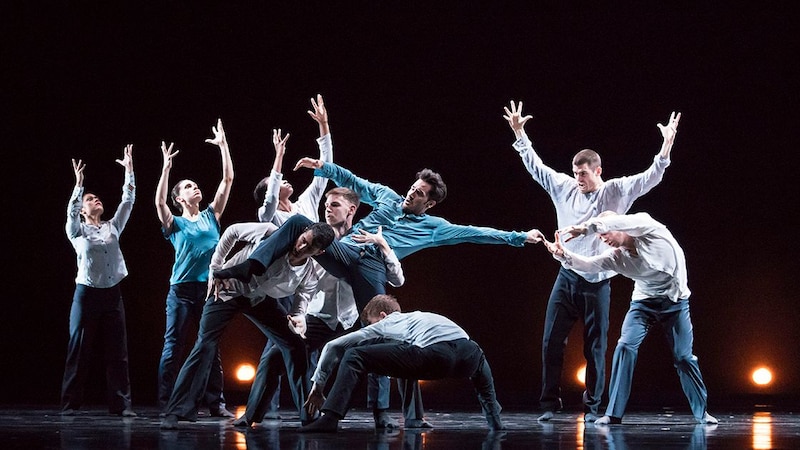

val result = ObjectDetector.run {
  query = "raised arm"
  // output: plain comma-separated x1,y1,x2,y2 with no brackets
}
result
307,94,330,137
110,144,135,232
206,118,234,221
66,158,86,238
503,100,533,140
155,141,178,230
656,111,681,159
257,129,289,222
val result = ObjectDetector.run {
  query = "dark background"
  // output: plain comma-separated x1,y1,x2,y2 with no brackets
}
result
4,2,798,411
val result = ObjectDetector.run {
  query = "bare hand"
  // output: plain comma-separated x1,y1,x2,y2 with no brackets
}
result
543,232,567,256
161,141,179,170
307,94,328,125
525,228,545,244
205,118,227,148
558,224,587,242
72,158,85,186
273,128,289,156
293,157,323,171
304,384,326,416
657,111,681,144
350,226,385,246
287,314,307,339
115,144,134,172
503,100,533,132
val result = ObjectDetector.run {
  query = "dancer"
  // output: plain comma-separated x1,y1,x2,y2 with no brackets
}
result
154,118,234,417
215,112,543,311
544,211,718,425
160,222,335,429
299,294,504,433
61,145,136,417
504,100,680,421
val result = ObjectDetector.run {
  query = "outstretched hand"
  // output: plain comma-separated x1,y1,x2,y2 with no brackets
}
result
273,128,289,156
543,232,567,257
557,224,588,243
115,144,134,172
293,157,323,171
525,228,545,244
161,141,179,170
72,158,86,186
657,111,681,144
205,118,227,148
307,94,328,124
503,100,533,133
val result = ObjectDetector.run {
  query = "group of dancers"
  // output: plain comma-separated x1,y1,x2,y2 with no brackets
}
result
62,94,717,432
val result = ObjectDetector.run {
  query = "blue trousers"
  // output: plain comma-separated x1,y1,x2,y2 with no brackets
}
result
61,284,132,413
605,296,709,420
164,295,310,421
157,282,226,411
540,267,610,414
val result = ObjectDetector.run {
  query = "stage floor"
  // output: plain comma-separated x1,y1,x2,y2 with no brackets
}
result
2,406,798,449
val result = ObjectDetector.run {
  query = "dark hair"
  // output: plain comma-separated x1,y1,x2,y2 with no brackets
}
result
170,180,195,214
572,149,601,169
416,168,447,204
360,294,402,322
325,187,360,208
253,176,270,206
307,222,336,250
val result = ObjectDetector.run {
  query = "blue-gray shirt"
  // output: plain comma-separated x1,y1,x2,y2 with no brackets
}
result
314,162,528,260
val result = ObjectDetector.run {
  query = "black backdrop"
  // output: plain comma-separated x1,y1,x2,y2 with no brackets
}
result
5,2,798,409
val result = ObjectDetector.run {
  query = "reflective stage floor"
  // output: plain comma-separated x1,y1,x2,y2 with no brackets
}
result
1,406,798,449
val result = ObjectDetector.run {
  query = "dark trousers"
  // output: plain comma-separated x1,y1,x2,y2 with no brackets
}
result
158,282,225,411
248,215,387,311
164,295,310,421
322,339,492,419
61,284,132,413
540,267,610,414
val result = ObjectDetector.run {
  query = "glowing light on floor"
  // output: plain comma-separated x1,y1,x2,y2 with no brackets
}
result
752,412,772,449
751,367,773,386
577,365,586,385
236,363,256,382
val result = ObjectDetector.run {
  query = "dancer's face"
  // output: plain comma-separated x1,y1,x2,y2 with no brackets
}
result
324,194,356,229
572,163,602,194
402,179,435,215
81,193,104,217
290,229,326,260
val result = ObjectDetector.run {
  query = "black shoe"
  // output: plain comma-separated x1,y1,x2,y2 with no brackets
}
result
373,410,399,429
299,414,339,433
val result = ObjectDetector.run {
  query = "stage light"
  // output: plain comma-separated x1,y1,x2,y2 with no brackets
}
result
236,363,256,382
751,367,773,386
576,365,586,385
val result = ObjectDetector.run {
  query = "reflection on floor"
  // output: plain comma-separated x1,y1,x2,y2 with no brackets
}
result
1,406,798,449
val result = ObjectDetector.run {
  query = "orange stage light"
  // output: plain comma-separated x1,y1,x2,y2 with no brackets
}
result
236,363,256,382
751,367,773,386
